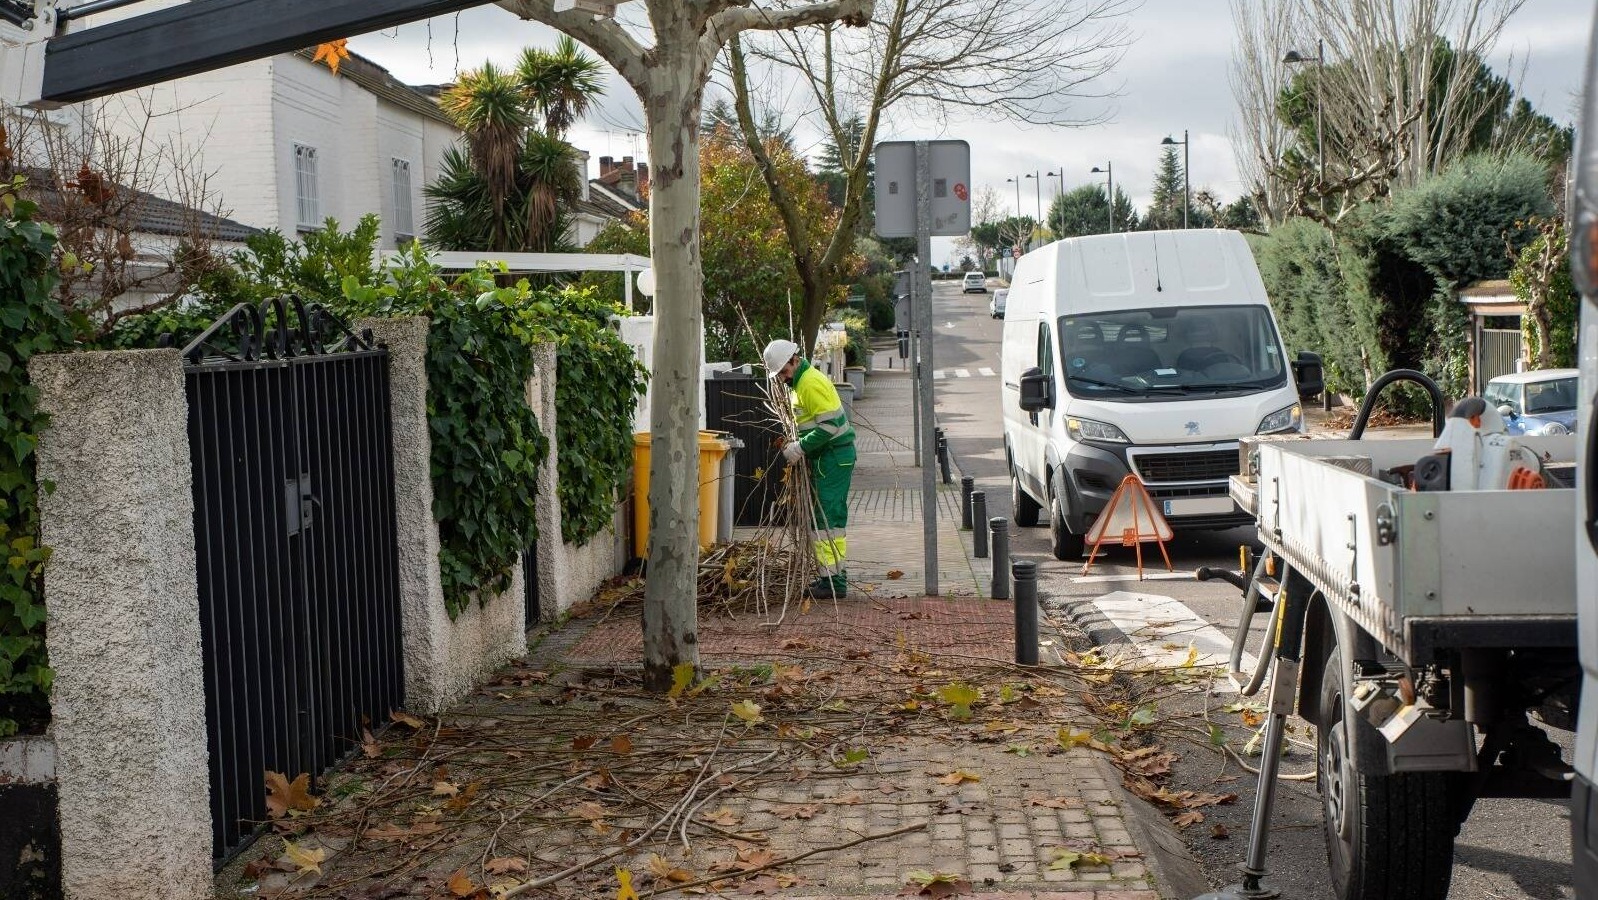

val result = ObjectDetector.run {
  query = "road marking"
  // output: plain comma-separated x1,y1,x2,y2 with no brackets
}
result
1091,590,1257,690
945,321,955,328
932,370,946,380
1073,571,1194,585
978,367,996,377
954,368,971,378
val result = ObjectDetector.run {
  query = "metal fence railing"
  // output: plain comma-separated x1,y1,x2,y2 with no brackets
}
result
182,299,403,865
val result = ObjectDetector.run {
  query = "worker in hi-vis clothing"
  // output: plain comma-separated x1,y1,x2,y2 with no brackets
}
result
763,339,856,600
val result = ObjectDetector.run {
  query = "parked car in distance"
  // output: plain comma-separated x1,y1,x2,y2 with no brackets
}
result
990,288,1008,318
962,271,987,293
1484,368,1578,435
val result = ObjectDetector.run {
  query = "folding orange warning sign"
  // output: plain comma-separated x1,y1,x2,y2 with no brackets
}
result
1081,474,1173,578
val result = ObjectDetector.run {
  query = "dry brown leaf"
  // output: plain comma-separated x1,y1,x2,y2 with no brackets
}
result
611,734,634,755
265,771,318,819
572,800,607,820
390,710,426,729
736,847,776,871
360,728,381,759
282,839,325,876
1239,709,1265,728
445,781,481,811
1172,810,1205,828
772,803,821,820
938,770,981,785
886,569,905,579
485,856,528,875
447,869,477,897
573,735,598,751
1026,796,1083,809
701,807,742,826
647,852,694,883
1211,823,1231,840
432,780,459,798
877,781,901,794
826,791,864,805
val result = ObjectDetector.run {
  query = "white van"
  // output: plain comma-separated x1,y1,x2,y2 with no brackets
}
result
1001,230,1322,558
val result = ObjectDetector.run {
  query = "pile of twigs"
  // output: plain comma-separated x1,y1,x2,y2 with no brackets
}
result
745,374,819,624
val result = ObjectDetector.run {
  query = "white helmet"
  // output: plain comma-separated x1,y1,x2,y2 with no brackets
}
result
762,339,800,379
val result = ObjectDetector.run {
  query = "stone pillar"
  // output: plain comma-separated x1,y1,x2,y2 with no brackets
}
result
31,349,210,900
528,342,561,623
362,317,526,714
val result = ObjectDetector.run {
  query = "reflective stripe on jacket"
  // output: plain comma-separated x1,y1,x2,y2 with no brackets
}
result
792,359,855,456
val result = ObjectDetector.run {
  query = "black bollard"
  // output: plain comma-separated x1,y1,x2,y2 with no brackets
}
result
1013,560,1039,665
990,518,1010,600
960,476,975,530
972,491,989,558
938,436,953,485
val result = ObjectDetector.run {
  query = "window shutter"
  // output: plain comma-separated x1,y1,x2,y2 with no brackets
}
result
294,144,320,229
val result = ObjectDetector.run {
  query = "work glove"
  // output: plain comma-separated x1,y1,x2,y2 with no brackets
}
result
782,440,805,464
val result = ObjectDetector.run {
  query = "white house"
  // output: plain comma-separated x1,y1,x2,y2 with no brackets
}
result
86,47,460,251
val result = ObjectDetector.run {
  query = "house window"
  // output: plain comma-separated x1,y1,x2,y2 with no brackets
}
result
391,158,414,243
294,144,320,229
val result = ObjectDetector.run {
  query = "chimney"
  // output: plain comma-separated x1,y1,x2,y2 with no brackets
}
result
599,155,615,176
618,156,637,196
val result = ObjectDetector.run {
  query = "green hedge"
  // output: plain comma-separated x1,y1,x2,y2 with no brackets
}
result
0,177,81,736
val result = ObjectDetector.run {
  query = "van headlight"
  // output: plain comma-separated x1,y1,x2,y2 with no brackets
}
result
1067,417,1131,443
1539,421,1570,435
1257,404,1302,434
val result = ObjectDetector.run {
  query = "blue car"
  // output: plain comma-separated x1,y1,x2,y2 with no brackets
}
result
1484,369,1578,435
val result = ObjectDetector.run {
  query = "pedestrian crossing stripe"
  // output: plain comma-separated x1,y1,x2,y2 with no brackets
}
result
931,368,996,379
978,367,995,377
954,368,970,378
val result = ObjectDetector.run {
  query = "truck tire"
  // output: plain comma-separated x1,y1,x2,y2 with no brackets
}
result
1049,488,1085,560
1012,471,1042,527
1319,646,1455,900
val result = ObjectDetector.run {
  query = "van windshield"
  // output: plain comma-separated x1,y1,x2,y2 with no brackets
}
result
1057,305,1287,400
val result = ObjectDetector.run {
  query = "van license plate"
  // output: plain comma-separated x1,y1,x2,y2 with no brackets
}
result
1163,497,1237,517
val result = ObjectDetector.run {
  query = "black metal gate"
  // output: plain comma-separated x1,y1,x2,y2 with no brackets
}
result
182,298,404,865
706,372,783,526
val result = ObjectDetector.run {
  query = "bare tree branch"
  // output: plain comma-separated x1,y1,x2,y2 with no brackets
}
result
495,0,653,90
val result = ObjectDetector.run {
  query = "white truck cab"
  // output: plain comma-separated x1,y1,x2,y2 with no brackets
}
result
1000,230,1322,558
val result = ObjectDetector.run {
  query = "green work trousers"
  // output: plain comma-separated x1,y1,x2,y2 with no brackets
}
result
810,442,856,591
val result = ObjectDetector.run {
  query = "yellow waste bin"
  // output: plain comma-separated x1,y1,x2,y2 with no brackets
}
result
632,431,730,557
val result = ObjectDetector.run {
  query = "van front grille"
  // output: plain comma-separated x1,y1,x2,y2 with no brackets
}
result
1132,450,1238,484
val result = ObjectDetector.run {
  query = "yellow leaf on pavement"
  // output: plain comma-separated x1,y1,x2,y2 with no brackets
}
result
939,770,981,785
730,700,764,724
616,867,641,900
1057,726,1094,750
283,839,325,876
668,662,695,699
448,869,478,897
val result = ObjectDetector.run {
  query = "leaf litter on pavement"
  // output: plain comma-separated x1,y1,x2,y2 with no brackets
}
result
227,600,1258,899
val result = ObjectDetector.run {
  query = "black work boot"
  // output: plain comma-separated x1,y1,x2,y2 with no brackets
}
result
805,577,846,600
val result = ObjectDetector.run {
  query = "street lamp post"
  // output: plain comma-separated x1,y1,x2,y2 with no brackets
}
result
1024,170,1042,226
1090,163,1114,233
1160,130,1190,229
1283,39,1326,184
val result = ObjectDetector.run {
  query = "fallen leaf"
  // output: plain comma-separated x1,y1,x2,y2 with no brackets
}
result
834,747,869,768
877,781,901,794
900,870,972,897
668,663,696,699
939,770,981,785
572,801,607,820
611,734,634,755
1004,744,1032,757
1211,823,1231,840
701,806,741,826
772,803,821,820
265,771,319,819
648,852,695,883
735,847,776,871
283,839,326,877
1127,704,1159,727
1026,796,1083,809
781,638,816,650
432,780,459,798
730,700,764,724
886,569,905,579
445,781,481,811
826,791,864,805
573,735,598,751
390,710,426,729
1048,846,1113,870
361,728,381,759
1056,727,1094,750
937,683,981,720
616,867,640,900
1240,709,1265,728
1173,810,1205,828
447,869,477,897
485,856,528,875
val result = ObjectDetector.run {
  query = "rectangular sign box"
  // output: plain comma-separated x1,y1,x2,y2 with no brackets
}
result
873,140,971,238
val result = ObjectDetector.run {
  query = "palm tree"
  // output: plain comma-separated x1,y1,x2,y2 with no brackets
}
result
427,39,604,252
517,35,605,138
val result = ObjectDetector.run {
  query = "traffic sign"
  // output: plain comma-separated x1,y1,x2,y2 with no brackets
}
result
872,140,972,238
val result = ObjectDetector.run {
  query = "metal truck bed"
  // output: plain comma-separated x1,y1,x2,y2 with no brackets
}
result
1230,435,1578,665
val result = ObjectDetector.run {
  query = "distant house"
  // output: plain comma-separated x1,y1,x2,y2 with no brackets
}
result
570,152,646,247
88,47,461,251
1458,279,1527,394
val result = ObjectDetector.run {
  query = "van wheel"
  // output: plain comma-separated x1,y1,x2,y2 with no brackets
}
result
1049,491,1085,560
1012,472,1041,527
1319,645,1455,900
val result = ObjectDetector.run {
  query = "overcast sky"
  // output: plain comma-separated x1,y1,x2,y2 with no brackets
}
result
350,0,1592,266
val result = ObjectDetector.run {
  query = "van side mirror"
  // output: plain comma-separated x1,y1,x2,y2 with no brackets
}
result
1290,351,1324,401
1019,366,1053,412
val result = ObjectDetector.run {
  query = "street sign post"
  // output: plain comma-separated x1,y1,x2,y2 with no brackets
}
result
874,140,969,597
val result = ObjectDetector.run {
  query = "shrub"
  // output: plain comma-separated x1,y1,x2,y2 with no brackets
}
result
0,176,82,736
